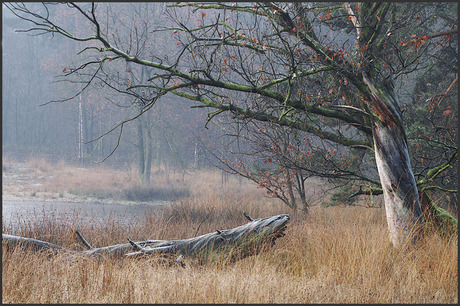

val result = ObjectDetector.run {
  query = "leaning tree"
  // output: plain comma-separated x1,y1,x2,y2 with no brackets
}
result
5,2,457,247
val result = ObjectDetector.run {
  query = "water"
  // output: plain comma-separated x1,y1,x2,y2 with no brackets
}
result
2,200,170,230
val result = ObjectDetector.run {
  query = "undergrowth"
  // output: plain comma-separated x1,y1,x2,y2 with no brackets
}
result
2,158,458,303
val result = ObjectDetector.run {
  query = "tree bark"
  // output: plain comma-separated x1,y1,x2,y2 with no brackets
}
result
363,74,424,247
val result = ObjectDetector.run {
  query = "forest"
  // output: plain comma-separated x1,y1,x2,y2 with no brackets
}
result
2,2,458,303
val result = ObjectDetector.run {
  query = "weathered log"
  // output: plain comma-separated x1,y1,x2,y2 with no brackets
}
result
124,213,290,262
2,214,290,263
2,234,66,253
75,230,92,249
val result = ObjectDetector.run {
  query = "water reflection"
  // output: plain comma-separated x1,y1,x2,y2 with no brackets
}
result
2,200,170,231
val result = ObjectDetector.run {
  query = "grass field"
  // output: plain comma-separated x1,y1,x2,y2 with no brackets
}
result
2,158,458,303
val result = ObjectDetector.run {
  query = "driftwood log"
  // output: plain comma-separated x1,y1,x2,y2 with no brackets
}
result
2,213,290,263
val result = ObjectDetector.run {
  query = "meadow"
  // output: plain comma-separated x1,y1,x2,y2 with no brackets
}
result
2,157,458,303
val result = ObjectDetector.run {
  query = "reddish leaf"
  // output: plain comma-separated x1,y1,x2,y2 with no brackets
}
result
444,106,452,116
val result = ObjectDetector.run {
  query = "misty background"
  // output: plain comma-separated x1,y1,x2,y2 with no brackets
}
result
3,4,226,171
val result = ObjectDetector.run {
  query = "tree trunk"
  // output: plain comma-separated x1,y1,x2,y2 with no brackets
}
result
296,173,308,214
78,97,84,163
284,168,297,211
137,115,145,185
143,124,153,185
2,214,290,264
363,74,424,247
194,142,199,169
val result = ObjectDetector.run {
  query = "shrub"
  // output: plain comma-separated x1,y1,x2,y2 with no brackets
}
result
122,185,190,202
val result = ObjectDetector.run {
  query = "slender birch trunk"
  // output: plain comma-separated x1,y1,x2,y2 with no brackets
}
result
144,125,153,185
136,115,145,185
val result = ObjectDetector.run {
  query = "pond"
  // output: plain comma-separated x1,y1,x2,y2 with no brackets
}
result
2,199,170,230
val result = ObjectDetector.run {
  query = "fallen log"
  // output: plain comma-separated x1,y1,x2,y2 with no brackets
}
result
2,234,66,253
2,213,290,263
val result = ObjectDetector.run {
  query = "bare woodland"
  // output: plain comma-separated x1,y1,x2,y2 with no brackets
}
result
4,2,457,249
2,4,458,303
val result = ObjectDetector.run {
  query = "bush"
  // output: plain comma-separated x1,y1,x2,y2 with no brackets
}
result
323,183,355,207
122,185,190,202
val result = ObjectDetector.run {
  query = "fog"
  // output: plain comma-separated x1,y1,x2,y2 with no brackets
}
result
2,3,224,170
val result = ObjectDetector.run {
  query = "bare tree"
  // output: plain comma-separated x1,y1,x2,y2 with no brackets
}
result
5,2,457,247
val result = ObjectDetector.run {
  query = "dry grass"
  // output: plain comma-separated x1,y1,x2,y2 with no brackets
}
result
3,157,190,201
2,159,458,303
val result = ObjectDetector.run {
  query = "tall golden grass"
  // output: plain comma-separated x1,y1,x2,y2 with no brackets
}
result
2,159,458,303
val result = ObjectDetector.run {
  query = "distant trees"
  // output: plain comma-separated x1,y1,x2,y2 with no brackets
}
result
6,2,457,247
3,3,210,172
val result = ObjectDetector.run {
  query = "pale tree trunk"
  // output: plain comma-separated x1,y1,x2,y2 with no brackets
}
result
143,125,153,185
136,115,146,185
78,96,84,162
363,74,423,247
194,142,199,169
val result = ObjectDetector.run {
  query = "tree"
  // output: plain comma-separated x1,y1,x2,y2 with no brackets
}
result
6,2,457,247
209,120,321,213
